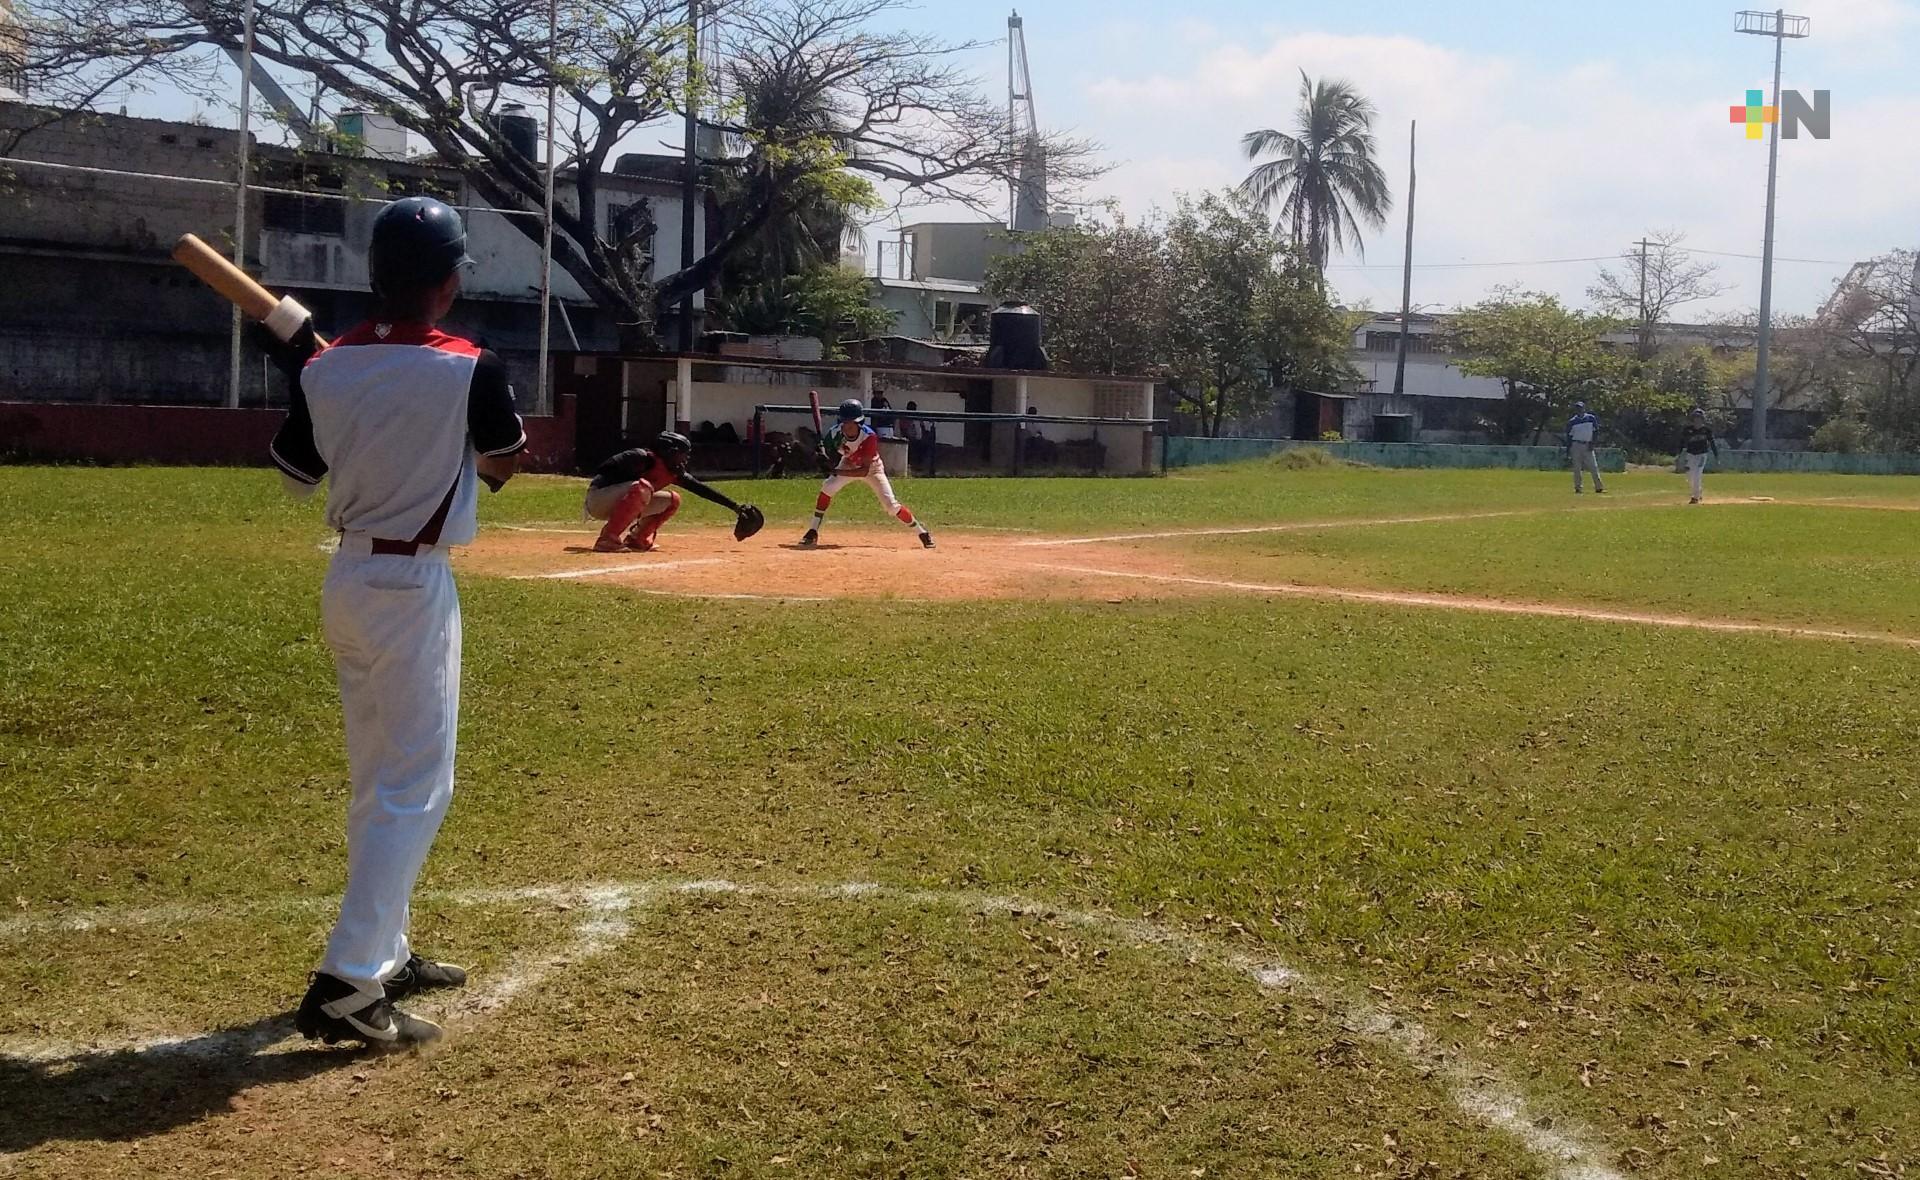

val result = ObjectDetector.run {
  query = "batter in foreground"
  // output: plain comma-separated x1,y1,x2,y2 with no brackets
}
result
266,196,528,1048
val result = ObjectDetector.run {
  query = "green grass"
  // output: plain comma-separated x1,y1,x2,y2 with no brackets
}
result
3,461,1920,1177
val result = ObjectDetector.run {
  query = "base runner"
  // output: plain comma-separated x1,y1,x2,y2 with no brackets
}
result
800,399,935,549
265,196,526,1049
585,432,763,552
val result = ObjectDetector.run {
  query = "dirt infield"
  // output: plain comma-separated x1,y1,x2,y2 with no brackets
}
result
463,525,1208,602
460,521,1920,649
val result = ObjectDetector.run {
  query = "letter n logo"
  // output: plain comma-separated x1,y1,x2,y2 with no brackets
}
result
1781,90,1831,140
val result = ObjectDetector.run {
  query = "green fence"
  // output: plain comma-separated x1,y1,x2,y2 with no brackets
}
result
1165,437,1627,473
1702,449,1920,475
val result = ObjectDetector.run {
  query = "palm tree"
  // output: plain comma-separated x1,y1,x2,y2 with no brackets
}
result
1239,71,1392,272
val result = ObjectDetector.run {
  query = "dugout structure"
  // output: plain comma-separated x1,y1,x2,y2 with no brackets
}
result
750,405,1168,478
558,352,1165,478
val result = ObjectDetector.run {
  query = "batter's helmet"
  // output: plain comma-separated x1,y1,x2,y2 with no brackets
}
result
653,430,693,472
836,399,866,422
369,196,472,298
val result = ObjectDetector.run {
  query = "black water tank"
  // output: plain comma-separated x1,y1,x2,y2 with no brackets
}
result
498,104,540,163
986,301,1048,370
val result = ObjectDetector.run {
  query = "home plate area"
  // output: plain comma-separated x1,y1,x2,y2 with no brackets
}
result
466,526,1212,603
0,879,1622,1179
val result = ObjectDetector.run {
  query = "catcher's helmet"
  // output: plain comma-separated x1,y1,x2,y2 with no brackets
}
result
836,398,866,423
369,196,472,298
653,430,693,472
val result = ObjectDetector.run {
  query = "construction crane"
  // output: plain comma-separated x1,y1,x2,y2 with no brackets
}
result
1007,10,1046,232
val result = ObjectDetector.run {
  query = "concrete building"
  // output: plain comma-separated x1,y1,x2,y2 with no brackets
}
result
0,101,704,410
563,352,1158,476
1295,311,1817,445
868,221,1005,345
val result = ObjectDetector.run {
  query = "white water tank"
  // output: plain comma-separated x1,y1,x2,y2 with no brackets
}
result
335,111,408,159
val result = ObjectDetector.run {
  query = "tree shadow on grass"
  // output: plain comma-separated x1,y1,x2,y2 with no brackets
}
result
0,1015,361,1153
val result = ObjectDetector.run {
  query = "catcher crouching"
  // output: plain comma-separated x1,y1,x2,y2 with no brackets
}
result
586,431,763,551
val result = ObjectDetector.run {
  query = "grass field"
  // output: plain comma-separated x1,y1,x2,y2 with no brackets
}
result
3,459,1919,1178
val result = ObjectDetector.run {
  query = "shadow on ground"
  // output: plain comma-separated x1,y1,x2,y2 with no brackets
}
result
0,1015,359,1152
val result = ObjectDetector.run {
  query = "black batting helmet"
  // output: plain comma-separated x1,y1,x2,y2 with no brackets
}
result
836,399,866,423
369,196,472,298
654,430,693,472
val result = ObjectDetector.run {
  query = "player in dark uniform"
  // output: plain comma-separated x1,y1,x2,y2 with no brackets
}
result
265,195,526,1048
586,431,760,552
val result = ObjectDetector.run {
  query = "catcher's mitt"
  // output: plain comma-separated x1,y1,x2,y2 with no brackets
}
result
733,504,766,541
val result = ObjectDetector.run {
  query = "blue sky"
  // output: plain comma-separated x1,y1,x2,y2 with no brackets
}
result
137,0,1918,318
904,0,1920,318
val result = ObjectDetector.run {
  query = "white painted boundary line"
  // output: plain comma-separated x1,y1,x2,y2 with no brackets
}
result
0,877,1624,1180
1017,494,1675,548
1032,562,1920,650
511,558,726,581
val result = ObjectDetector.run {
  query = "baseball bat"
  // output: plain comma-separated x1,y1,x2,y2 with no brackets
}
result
808,389,823,437
171,233,327,345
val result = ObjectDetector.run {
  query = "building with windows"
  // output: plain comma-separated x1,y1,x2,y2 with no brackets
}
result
0,101,703,411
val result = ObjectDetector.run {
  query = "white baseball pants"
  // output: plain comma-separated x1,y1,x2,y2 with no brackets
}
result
1686,452,1708,499
318,540,461,1002
820,469,905,514
1570,441,1605,492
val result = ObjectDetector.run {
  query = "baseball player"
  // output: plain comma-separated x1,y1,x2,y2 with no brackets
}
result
265,196,526,1048
800,398,935,549
1680,408,1720,504
585,432,763,552
1565,401,1606,494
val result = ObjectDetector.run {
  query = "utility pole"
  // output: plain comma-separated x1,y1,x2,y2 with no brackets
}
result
1392,120,1416,397
535,0,558,415
676,0,699,353
1736,8,1809,450
1636,237,1650,359
227,0,255,409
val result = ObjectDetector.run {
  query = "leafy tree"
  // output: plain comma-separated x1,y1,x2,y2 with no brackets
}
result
983,212,1169,377
1444,290,1628,444
1238,71,1391,272
1163,195,1275,436
1258,247,1362,398
15,0,1100,340
712,263,890,357
985,193,1358,436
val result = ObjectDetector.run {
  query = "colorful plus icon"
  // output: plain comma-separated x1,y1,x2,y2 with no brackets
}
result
1729,89,1777,139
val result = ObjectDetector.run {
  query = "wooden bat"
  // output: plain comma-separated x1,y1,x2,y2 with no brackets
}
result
171,233,327,345
808,389,823,437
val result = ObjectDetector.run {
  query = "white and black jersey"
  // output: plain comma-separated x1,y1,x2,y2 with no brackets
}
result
271,321,526,547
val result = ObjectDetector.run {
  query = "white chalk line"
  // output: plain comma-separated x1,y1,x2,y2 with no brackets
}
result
1017,494,1675,548
1030,562,1920,650
0,877,1623,1180
510,557,726,581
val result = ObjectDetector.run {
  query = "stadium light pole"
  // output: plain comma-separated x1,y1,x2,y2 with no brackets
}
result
227,0,255,409
1736,8,1809,451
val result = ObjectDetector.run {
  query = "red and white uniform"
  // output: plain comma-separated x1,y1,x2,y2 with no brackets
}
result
270,318,525,1005
810,423,927,539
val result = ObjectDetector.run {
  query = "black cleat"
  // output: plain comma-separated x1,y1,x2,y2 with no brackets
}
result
296,972,442,1050
383,954,467,1002
919,532,936,549
799,529,819,547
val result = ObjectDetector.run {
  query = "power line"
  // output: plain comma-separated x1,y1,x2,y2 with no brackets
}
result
1325,244,1850,272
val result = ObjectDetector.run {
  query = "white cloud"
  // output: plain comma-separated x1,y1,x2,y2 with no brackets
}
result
1063,26,1914,318
1791,0,1918,43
